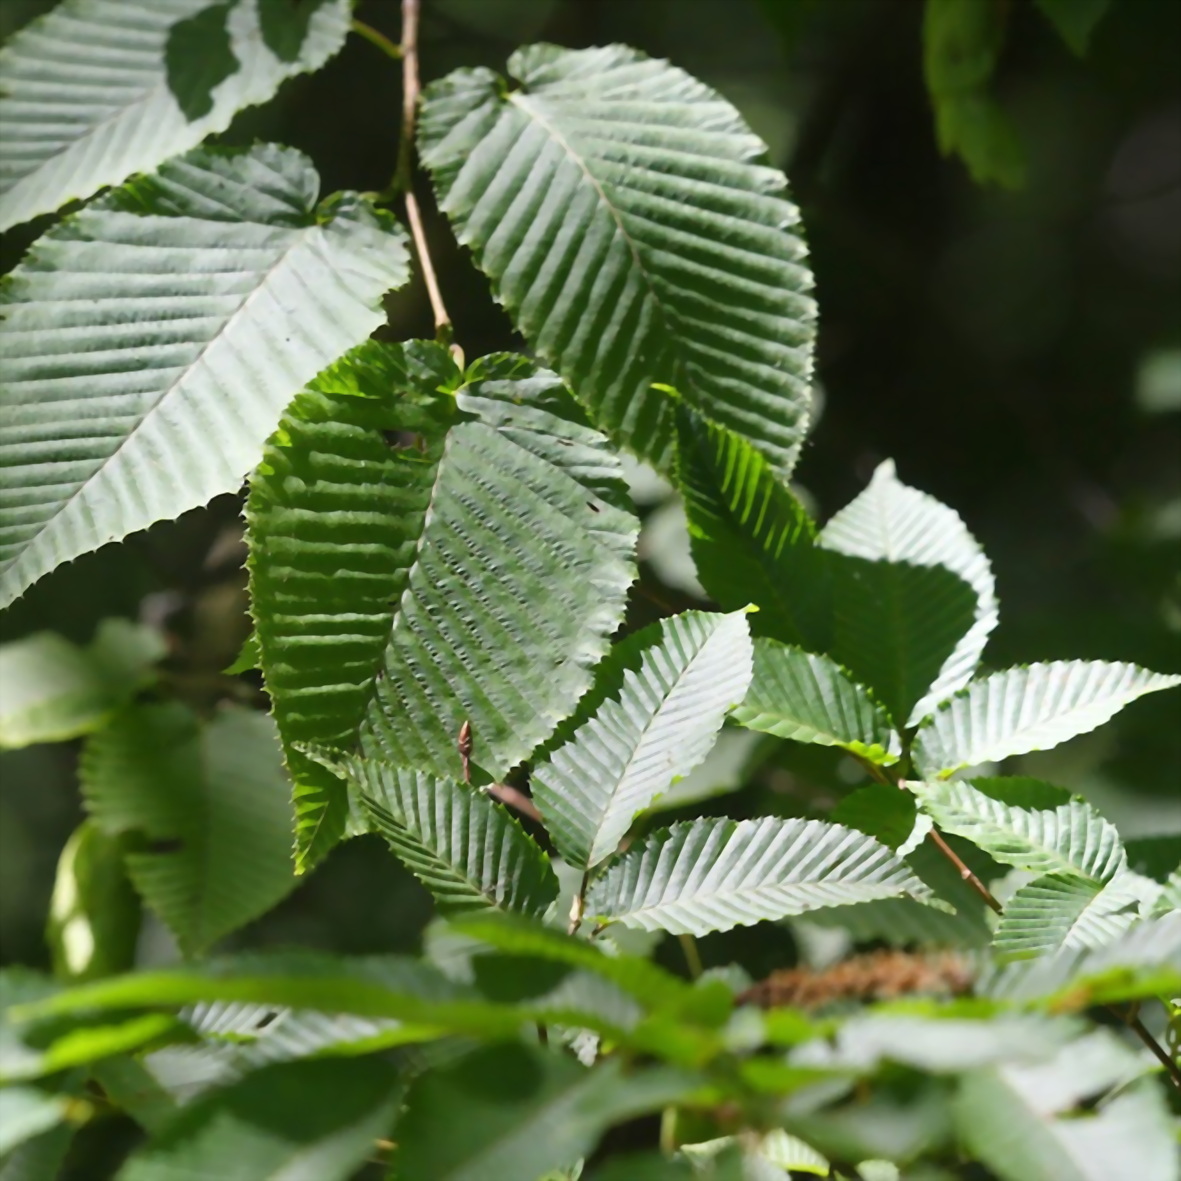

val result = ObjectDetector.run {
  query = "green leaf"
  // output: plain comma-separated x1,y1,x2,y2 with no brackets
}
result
532,609,754,869
992,871,1150,962
0,143,409,608
0,0,351,231
732,639,899,764
418,44,816,477
394,1041,696,1181
983,914,1181,1007
1033,0,1111,55
0,1123,74,1181
80,702,296,955
47,820,140,982
586,817,936,936
912,779,1125,883
246,347,637,868
677,415,829,649
115,1058,401,1181
0,1087,71,1157
341,756,559,917
923,0,1026,188
953,1031,1177,1181
818,460,998,724
912,661,1181,777
1150,870,1180,918
0,620,164,749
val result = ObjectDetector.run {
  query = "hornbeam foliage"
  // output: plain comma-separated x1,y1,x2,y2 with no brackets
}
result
0,4,1178,1178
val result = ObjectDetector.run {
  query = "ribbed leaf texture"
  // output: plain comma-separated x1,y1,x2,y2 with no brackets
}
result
79,703,296,956
342,756,558,918
953,1032,1177,1181
992,872,1147,962
677,415,829,649
585,816,934,936
0,0,350,231
246,347,637,869
418,44,816,478
912,661,1181,778
913,779,1126,882
732,639,900,764
531,609,754,869
819,460,998,723
0,144,409,608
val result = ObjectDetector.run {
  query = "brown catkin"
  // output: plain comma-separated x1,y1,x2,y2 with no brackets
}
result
738,950,974,1010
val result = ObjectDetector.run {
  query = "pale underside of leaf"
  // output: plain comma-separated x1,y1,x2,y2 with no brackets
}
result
732,639,899,763
0,0,351,231
531,609,754,869
914,779,1126,883
418,43,816,478
993,872,1146,962
342,756,559,918
912,660,1181,777
586,816,934,936
0,143,409,608
819,459,997,725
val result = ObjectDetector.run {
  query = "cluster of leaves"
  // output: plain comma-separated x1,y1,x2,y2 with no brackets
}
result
0,2,1177,1180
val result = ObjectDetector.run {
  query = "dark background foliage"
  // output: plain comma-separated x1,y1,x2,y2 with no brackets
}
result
2,0,1178,988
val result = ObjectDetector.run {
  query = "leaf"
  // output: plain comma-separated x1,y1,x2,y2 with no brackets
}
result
0,143,409,608
818,460,998,723
992,871,1149,963
394,1041,696,1181
418,44,816,478
585,816,936,936
80,702,296,955
913,660,1181,778
115,1058,401,1181
532,609,754,869
732,639,900,764
341,756,559,918
983,914,1181,1007
923,0,1025,188
0,1087,71,1157
677,415,829,649
912,779,1125,883
0,0,351,231
0,620,164,749
0,1123,74,1181
245,347,637,869
1033,0,1112,55
952,1031,1177,1181
47,820,140,982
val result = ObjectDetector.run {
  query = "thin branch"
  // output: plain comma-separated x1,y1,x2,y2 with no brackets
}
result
486,782,543,826
351,18,402,60
677,933,703,979
926,829,1003,915
396,0,454,349
1125,1009,1181,1092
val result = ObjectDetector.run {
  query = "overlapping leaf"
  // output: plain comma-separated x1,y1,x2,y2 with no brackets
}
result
0,619,163,749
418,43,816,477
79,703,296,955
0,0,350,231
0,144,409,608
992,872,1147,962
342,756,559,918
819,460,997,724
953,1031,1177,1181
246,346,637,868
531,609,754,868
912,779,1126,883
912,661,1181,778
732,639,899,764
586,816,935,936
677,415,829,648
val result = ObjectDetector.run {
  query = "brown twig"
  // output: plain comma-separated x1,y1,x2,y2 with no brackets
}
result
1126,1010,1181,1091
486,782,543,825
396,0,454,349
926,828,1003,915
